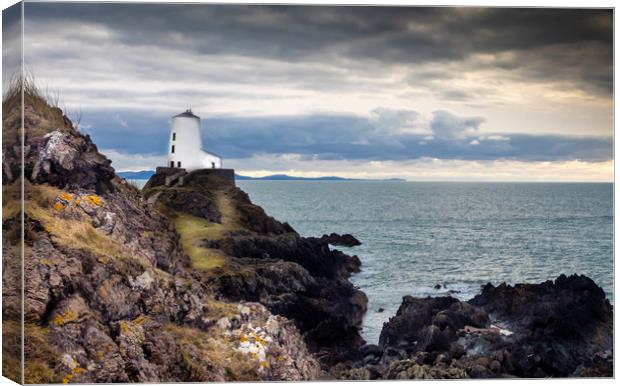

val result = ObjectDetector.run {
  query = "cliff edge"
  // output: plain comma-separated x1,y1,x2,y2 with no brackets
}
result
4,86,365,382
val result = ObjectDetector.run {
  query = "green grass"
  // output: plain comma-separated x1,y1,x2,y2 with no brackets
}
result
174,213,229,270
169,190,247,271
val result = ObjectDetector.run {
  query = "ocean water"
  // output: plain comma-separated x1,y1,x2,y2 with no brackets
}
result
133,179,613,344
236,181,613,344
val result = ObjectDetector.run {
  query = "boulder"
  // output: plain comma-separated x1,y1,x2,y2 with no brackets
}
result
379,296,458,348
319,233,362,247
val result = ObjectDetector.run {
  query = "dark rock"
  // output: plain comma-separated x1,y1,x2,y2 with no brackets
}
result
469,274,613,377
417,325,451,353
434,353,450,366
379,296,458,348
432,301,489,332
490,360,502,373
359,344,383,357
375,274,613,379
383,346,407,361
154,188,221,222
30,130,116,193
377,307,385,313
434,284,441,290
469,364,491,378
319,233,361,247
363,354,379,365
365,365,382,380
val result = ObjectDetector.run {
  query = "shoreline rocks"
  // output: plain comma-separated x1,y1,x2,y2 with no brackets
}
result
332,274,613,379
320,233,362,247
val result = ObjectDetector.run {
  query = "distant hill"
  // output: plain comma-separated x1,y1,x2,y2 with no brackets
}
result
118,170,405,182
117,170,156,179
236,174,405,181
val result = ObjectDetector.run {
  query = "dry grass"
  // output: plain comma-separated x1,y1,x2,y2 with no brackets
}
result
2,320,60,384
167,190,248,271
205,300,239,320
174,213,228,270
2,183,21,221
24,323,60,384
2,320,22,383
216,191,240,228
164,323,259,382
3,72,70,145
25,183,135,264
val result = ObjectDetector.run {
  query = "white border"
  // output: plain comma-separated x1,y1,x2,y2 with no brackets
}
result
0,1,616,386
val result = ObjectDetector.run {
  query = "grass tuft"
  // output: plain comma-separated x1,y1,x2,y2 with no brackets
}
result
25,183,143,267
174,213,228,270
164,323,260,382
3,71,72,145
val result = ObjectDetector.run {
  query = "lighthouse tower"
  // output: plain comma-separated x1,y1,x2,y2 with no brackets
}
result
167,109,222,171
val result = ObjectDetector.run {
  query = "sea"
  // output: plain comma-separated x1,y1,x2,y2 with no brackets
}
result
132,180,614,344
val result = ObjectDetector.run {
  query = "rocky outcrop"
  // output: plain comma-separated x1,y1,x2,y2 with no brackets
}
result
4,93,117,194
2,89,325,383
144,167,368,367
29,130,116,193
334,274,613,379
320,233,362,247
469,274,613,377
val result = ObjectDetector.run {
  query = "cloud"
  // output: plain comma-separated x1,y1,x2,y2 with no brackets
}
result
101,149,167,172
2,2,22,92
430,110,484,139
114,114,129,128
370,108,424,134
83,108,612,165
14,3,613,182
23,5,612,97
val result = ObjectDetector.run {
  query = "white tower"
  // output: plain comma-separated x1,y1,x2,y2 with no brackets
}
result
167,109,222,171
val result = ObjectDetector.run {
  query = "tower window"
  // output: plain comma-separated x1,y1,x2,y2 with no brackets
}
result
171,145,175,153
177,161,181,168
170,161,174,167
172,133,176,141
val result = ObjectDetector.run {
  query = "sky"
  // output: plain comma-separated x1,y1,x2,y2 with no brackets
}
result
8,3,615,180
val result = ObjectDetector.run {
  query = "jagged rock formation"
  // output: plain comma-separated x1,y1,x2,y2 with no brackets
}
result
2,89,322,383
330,274,613,379
320,233,362,247
143,166,368,366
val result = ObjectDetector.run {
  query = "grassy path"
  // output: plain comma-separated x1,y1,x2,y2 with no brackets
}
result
174,190,240,270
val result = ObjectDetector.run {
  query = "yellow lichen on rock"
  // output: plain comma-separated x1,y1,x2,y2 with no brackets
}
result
85,195,101,206
59,192,73,202
52,310,77,326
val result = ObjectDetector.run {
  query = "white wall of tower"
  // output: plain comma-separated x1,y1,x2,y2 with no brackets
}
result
167,112,222,171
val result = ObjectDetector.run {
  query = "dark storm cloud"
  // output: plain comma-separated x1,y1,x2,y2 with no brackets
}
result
24,4,613,95
17,3,613,173
2,2,22,91
82,109,612,163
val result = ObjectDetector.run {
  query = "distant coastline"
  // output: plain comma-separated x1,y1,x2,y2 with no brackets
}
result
117,170,406,182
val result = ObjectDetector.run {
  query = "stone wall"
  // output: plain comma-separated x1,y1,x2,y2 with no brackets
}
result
183,168,236,188
145,167,235,190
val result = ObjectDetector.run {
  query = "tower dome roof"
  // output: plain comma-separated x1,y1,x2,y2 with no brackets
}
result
173,109,199,119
